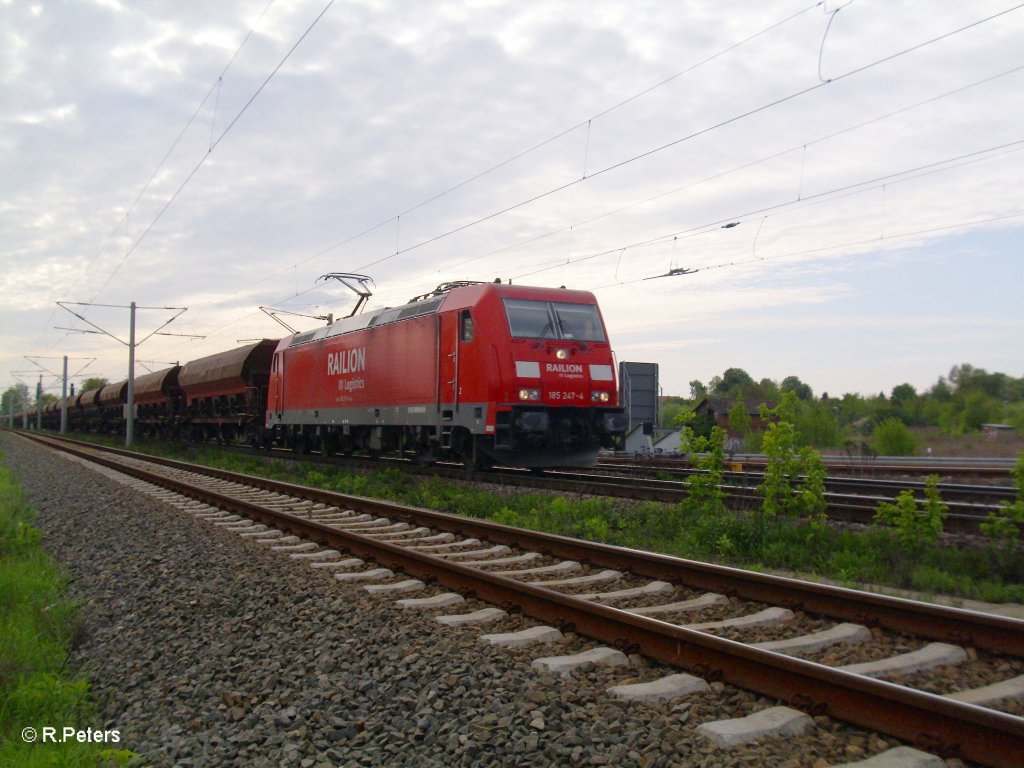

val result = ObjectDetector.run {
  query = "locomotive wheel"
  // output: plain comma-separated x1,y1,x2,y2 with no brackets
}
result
462,436,492,473
468,454,492,472
413,444,437,467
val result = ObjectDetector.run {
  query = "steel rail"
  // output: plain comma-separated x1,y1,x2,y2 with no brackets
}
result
605,454,1017,477
208,441,1010,535
25,432,1024,768
497,469,1007,536
593,462,1017,504
16,431,1014,535
27,433,1024,655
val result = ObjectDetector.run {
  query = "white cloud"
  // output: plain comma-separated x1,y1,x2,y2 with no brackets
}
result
1,0,1022,398
11,103,76,124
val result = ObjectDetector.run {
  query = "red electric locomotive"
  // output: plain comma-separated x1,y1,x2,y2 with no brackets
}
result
266,281,627,468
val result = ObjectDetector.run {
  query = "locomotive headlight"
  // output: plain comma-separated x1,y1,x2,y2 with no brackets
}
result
555,348,569,360
518,388,541,401
591,391,611,403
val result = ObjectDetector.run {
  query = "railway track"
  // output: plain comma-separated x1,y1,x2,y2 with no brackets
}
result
12,431,1019,537
604,453,1019,479
592,461,1017,506
23,432,1024,767
173,438,1018,537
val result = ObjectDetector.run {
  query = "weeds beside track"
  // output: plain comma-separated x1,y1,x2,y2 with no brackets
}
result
0,453,134,767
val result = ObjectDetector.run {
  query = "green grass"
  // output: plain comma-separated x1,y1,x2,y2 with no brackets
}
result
0,452,136,767
65,433,1024,604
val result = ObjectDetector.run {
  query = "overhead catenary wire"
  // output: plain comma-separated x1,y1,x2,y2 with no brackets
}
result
509,137,1024,282
421,62,1024,280
83,0,336,309
586,209,1024,292
106,4,1024,362
221,1,827,303
152,132,1024,362
349,3,1024,275
31,0,281,356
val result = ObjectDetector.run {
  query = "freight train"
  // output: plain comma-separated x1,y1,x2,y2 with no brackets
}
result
30,281,628,468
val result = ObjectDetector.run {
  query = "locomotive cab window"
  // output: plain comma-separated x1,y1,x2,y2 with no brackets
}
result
552,302,606,342
460,310,474,342
503,299,557,339
503,298,605,342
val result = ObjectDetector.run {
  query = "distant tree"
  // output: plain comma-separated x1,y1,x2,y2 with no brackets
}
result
758,378,781,400
689,379,708,401
838,393,870,426
867,392,895,425
891,383,917,403
928,377,953,402
780,375,813,401
1005,402,1024,432
948,364,977,390
890,383,920,425
795,399,845,448
711,367,755,398
2,385,30,417
948,364,1017,400
81,377,109,392
659,397,690,429
961,391,1002,431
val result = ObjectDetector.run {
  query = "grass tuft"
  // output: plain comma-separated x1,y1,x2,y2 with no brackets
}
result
0,451,137,767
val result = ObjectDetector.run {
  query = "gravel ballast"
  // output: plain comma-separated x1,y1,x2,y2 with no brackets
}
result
1,433,957,767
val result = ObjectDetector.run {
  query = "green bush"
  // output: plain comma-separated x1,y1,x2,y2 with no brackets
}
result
873,475,947,549
0,456,136,767
66,434,1024,604
870,417,919,456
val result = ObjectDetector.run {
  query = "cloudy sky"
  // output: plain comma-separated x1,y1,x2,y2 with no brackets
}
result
3,0,1022,402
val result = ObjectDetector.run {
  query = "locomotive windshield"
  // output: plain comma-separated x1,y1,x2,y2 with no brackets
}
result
503,299,607,342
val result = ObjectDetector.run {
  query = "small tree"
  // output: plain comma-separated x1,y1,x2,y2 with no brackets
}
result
871,417,919,456
684,426,727,518
874,475,947,549
980,454,1024,564
678,408,715,440
756,393,828,557
727,397,752,438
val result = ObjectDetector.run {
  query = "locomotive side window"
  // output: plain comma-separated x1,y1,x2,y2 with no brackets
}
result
503,299,557,339
552,302,606,342
460,310,474,342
